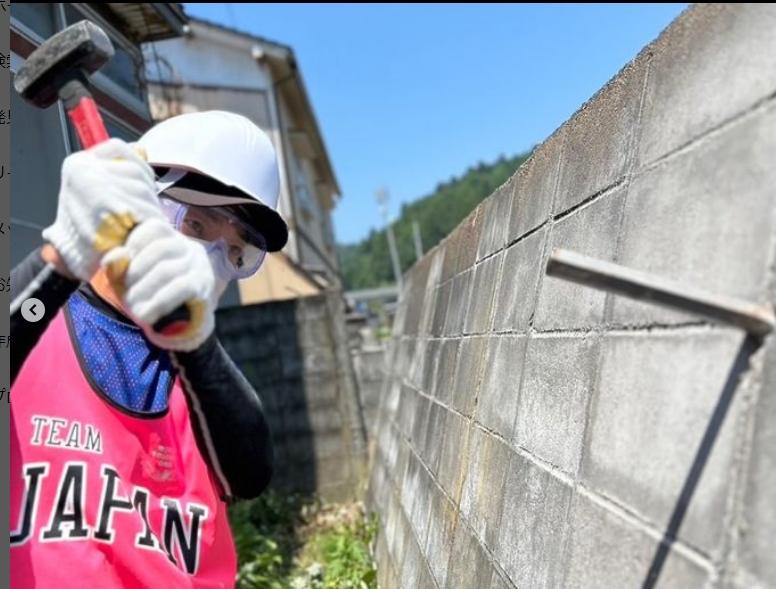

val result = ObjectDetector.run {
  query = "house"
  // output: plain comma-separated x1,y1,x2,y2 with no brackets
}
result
143,16,343,308
10,3,188,267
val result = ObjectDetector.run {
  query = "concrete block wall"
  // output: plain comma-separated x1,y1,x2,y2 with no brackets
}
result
216,291,368,503
352,345,389,442
367,4,776,588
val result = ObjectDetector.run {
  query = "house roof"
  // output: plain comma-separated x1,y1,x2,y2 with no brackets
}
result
184,13,293,53
102,3,189,43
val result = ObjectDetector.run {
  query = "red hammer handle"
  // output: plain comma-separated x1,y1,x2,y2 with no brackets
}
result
68,96,110,148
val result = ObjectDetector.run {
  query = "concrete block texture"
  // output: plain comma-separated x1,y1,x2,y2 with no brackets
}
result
460,428,513,549
431,280,453,337
477,335,528,439
515,334,600,475
613,103,776,327
409,338,428,390
399,450,423,524
418,401,447,478
403,253,434,337
410,461,435,550
477,179,516,262
441,223,464,286
436,410,474,503
738,336,776,586
490,572,516,589
450,336,488,418
444,269,473,337
396,338,416,381
433,338,460,406
637,4,776,167
410,394,432,455
464,252,503,335
416,562,438,589
493,227,548,334
425,490,459,589
396,383,420,441
457,205,485,276
534,190,627,331
495,452,574,589
583,330,749,557
563,492,711,589
386,493,411,578
508,126,564,243
445,521,494,589
400,515,425,589
418,246,447,338
422,339,441,394
554,57,645,213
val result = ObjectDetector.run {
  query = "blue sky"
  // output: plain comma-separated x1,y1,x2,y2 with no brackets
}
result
182,3,689,245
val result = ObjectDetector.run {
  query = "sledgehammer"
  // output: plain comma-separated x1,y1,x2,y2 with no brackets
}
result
14,20,191,336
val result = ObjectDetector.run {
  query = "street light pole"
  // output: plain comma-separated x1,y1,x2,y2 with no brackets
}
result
376,188,403,294
412,220,424,261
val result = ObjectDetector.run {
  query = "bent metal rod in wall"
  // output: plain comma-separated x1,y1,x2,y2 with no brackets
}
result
545,248,775,337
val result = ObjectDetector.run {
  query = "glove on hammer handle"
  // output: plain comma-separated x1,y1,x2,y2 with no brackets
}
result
61,77,191,336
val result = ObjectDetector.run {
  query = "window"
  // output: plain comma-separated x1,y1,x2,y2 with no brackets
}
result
103,115,141,142
322,215,336,247
293,157,314,213
64,4,145,101
11,3,57,39
10,73,69,267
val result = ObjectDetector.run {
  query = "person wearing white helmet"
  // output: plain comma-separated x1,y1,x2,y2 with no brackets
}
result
10,111,283,588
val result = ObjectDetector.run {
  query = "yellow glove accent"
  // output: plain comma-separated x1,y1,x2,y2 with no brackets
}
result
94,212,140,255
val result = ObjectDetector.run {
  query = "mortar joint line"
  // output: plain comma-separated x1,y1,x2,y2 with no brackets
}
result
552,177,628,224
438,217,551,289
503,219,550,251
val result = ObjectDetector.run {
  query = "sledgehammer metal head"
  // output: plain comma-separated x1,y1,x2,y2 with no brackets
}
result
14,20,113,109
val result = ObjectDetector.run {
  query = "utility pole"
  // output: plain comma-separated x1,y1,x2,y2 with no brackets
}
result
376,188,403,293
412,220,424,261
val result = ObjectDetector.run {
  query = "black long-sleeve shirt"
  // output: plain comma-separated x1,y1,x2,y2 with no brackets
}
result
10,247,274,500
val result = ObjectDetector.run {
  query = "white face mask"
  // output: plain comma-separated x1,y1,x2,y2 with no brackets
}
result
190,237,232,302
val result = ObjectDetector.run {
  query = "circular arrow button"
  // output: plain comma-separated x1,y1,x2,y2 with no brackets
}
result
21,298,46,323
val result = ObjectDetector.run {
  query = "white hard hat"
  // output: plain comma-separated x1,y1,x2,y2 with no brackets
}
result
137,110,288,252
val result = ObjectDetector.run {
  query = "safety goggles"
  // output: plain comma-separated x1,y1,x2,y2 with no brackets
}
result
159,196,268,281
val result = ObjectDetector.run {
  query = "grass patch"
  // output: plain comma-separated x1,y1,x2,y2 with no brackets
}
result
229,490,379,589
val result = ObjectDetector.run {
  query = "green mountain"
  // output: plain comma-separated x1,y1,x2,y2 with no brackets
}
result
337,150,533,291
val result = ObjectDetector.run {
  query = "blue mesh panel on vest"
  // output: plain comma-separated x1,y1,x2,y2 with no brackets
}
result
68,293,174,413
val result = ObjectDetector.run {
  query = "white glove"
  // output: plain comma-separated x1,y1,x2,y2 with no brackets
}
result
43,138,162,282
102,217,218,352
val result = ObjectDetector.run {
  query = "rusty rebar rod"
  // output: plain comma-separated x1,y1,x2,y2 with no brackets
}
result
546,248,775,337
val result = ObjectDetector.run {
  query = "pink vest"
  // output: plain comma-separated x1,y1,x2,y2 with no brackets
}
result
11,309,238,589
